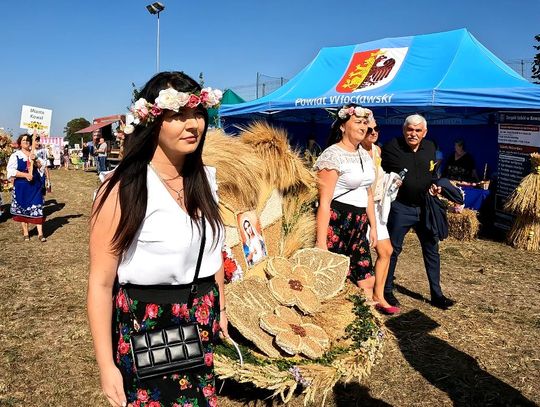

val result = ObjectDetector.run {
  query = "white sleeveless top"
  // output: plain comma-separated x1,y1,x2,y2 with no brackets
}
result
314,144,375,208
117,165,224,285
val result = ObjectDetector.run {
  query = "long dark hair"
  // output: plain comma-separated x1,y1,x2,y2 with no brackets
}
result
327,104,362,147
92,71,222,254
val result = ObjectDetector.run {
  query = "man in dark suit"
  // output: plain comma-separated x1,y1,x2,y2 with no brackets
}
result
381,114,455,310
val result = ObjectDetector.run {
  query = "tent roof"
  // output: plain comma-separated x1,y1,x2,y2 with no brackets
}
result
75,121,113,134
221,88,245,104
221,29,540,117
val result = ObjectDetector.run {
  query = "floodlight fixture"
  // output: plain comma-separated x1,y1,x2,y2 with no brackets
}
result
146,2,165,15
146,2,165,72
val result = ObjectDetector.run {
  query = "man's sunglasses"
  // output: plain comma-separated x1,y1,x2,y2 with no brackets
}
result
367,126,380,135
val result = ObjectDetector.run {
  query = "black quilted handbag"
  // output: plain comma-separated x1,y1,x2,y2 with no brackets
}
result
125,217,207,380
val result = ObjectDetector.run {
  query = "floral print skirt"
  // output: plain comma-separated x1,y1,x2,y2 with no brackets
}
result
114,284,221,407
327,200,374,283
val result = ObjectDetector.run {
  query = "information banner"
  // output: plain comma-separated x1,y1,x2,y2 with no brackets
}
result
19,105,53,133
495,112,540,230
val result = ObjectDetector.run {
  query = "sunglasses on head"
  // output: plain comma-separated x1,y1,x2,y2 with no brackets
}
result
367,126,380,135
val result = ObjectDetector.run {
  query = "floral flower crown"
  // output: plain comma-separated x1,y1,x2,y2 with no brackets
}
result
337,105,370,120
123,87,223,134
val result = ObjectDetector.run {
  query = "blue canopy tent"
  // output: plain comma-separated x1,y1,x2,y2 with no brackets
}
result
220,28,540,181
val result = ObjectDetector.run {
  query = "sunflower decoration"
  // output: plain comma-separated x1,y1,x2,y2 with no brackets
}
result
260,306,330,359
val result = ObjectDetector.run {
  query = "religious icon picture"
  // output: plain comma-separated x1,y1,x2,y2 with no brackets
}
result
237,210,268,268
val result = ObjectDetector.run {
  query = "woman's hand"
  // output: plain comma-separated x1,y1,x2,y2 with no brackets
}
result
25,173,33,182
100,363,127,407
369,228,378,249
219,310,229,338
29,153,36,160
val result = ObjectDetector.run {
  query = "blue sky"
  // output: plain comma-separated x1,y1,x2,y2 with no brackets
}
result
0,0,538,136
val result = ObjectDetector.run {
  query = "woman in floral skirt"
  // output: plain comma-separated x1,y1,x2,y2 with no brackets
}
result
314,104,377,296
88,71,227,407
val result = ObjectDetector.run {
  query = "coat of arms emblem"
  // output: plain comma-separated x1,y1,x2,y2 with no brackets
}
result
336,47,408,93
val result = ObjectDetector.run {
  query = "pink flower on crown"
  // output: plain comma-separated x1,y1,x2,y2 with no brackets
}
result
187,94,200,108
150,104,162,117
136,105,149,120
199,90,210,104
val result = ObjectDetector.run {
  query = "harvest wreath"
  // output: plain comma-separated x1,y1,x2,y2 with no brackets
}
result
202,123,385,404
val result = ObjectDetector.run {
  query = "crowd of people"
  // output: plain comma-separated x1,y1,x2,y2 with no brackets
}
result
0,69,463,405
314,106,456,314
2,130,110,241
84,69,462,407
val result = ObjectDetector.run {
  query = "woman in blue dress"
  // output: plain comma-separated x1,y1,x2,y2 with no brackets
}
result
7,134,47,241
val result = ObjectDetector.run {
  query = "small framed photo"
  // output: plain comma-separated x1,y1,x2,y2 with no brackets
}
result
237,210,268,268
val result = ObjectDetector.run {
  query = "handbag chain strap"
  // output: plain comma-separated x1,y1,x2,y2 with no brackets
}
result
123,215,207,332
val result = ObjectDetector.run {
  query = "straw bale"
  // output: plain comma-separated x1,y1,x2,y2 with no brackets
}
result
291,248,350,300
259,188,283,227
266,256,293,278
447,209,480,240
504,153,540,218
225,278,282,357
311,284,359,344
223,225,240,248
267,262,321,314
507,215,540,251
203,130,265,210
219,202,238,227
244,259,268,280
214,318,385,405
504,173,540,217
230,244,246,273
238,122,316,193
281,212,317,257
282,184,318,222
281,212,316,257
214,355,298,402
260,306,330,358
263,221,282,258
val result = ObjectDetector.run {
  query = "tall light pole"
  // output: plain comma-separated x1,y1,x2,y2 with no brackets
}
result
146,2,165,72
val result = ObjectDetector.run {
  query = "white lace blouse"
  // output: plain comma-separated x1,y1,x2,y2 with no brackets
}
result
314,144,375,208
117,165,224,285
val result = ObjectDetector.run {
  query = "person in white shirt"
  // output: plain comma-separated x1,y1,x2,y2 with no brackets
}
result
361,113,400,314
88,71,226,407
314,104,377,297
97,137,108,173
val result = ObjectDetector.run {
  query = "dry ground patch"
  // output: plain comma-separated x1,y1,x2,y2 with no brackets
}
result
0,169,538,406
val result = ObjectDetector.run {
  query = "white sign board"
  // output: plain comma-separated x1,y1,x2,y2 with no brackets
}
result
19,105,53,134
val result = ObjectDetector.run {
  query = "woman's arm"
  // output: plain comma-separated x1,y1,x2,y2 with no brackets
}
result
87,185,127,407
214,262,229,337
315,169,338,250
6,153,32,181
366,187,377,248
